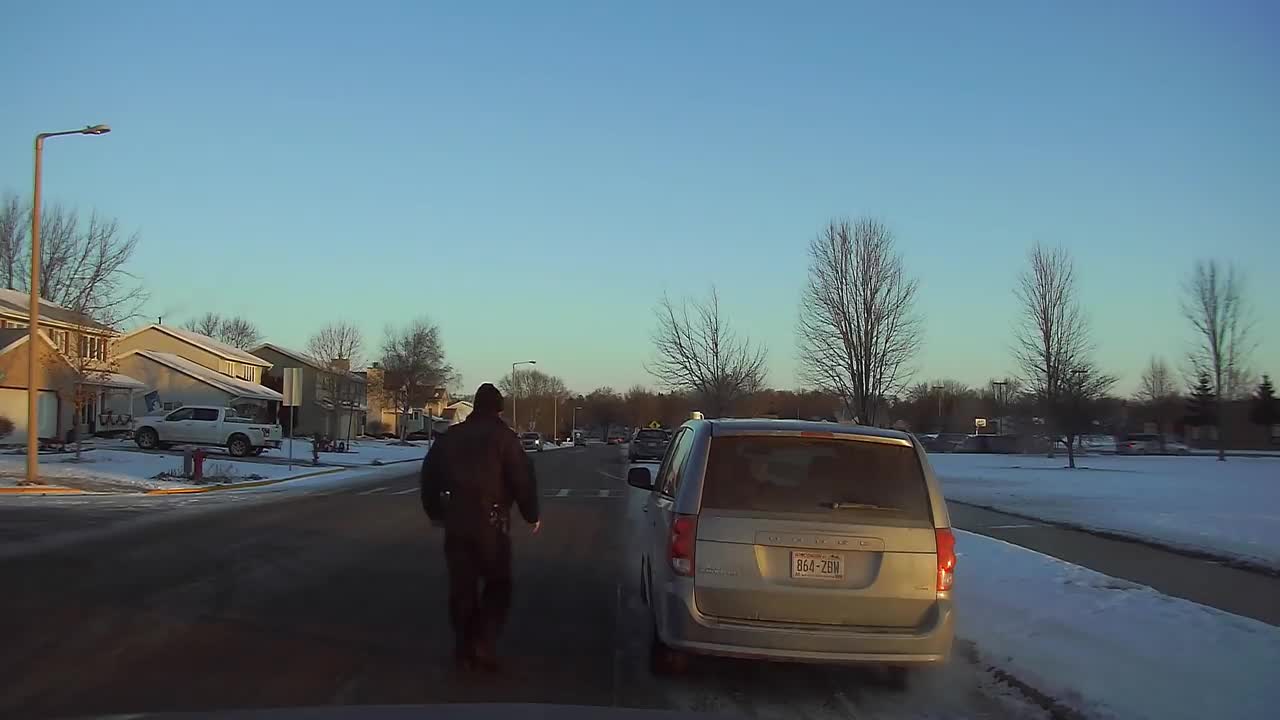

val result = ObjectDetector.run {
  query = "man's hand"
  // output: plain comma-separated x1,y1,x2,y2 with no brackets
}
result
530,520,542,535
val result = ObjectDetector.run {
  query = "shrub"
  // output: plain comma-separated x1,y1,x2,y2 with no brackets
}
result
0,415,14,438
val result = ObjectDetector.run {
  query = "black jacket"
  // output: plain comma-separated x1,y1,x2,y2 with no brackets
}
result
420,413,539,538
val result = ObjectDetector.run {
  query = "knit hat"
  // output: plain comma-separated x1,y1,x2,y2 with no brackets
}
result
474,383,504,415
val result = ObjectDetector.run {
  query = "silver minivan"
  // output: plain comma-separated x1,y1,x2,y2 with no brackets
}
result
628,419,955,678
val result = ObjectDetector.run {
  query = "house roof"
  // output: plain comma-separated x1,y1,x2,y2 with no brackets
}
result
447,400,473,410
0,288,114,332
121,350,283,401
118,325,270,366
84,372,148,390
0,327,64,358
250,342,365,383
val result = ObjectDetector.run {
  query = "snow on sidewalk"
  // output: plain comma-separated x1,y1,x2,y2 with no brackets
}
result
933,453,1280,571
955,530,1280,720
0,449,305,492
261,437,431,465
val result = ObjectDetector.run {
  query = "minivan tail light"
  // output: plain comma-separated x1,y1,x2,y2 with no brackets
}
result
668,514,697,576
935,528,957,592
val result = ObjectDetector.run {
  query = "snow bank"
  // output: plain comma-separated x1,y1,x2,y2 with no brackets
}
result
261,438,430,465
933,453,1280,570
0,449,300,492
955,530,1280,720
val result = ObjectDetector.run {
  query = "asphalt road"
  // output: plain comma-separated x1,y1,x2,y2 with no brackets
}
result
0,445,1040,720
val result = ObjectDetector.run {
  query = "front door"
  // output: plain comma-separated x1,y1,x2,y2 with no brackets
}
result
83,393,97,434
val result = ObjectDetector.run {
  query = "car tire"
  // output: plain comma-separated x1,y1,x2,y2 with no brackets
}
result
649,622,688,676
227,435,251,458
135,427,159,450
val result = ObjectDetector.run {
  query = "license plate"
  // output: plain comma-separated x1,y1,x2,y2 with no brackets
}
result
790,551,844,580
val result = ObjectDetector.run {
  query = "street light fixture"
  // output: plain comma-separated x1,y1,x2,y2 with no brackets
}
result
26,125,111,485
511,360,536,430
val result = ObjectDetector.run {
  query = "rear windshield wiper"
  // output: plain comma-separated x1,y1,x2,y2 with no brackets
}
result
821,501,903,512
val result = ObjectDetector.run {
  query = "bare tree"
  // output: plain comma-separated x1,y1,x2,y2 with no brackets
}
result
184,312,224,337
1136,356,1179,451
797,219,922,426
583,386,624,439
1011,244,1114,468
182,312,263,349
13,204,147,326
647,286,767,417
499,367,568,432
378,318,453,439
306,321,365,442
0,193,25,289
1181,260,1254,461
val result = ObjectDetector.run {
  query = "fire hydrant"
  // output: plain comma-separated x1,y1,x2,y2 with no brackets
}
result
192,447,205,483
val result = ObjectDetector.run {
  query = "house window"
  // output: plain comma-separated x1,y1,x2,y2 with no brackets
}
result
78,335,107,361
237,364,255,381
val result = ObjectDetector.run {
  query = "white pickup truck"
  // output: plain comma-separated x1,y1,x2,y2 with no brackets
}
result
133,406,283,457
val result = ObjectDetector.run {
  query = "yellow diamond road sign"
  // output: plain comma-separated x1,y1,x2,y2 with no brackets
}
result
648,421,662,429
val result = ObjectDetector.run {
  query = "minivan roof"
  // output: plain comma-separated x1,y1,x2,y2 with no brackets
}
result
703,418,912,442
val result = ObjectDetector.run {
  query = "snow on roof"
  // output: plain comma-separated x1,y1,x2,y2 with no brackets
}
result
88,372,148,390
250,342,365,382
0,288,113,332
125,350,283,401
119,325,270,366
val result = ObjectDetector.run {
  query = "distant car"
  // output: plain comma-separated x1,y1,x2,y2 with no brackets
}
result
405,430,432,441
629,428,671,462
955,434,1020,454
919,433,966,453
607,434,627,445
574,433,587,447
1118,433,1190,455
520,432,543,452
628,419,955,677
1081,434,1117,454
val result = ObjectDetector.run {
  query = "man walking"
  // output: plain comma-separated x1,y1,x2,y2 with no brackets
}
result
421,383,540,672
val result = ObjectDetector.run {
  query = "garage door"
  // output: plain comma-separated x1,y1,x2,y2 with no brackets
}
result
0,388,59,441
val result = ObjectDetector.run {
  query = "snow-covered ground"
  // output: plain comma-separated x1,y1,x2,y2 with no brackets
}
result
260,437,430,465
0,449,307,492
955,530,1280,720
932,453,1280,571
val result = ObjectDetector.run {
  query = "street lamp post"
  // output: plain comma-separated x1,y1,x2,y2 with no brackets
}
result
572,405,583,439
26,125,110,485
932,385,945,432
511,360,536,430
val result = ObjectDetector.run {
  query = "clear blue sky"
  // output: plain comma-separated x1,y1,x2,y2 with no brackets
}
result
3,1,1276,396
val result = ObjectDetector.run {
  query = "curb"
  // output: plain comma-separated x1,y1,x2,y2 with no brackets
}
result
145,466,346,495
0,485,87,495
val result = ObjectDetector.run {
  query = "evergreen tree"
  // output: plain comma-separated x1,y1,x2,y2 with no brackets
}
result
1250,375,1279,427
1186,372,1216,427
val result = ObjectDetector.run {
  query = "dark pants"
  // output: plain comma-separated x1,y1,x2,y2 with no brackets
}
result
444,530,512,660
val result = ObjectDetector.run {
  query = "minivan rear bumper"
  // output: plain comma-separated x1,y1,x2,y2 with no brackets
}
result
659,582,953,665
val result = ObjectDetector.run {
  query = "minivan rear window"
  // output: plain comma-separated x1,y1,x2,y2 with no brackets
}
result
701,435,932,521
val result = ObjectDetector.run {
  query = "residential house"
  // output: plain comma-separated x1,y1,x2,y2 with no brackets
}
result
361,363,450,435
251,343,367,439
0,289,145,442
114,324,281,422
442,400,473,426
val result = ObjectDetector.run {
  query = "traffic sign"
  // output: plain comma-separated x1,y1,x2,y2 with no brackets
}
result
648,421,662,429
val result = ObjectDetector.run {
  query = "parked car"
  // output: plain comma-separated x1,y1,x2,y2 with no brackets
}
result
405,430,432,441
629,428,671,463
1118,433,1190,455
134,406,283,457
956,434,1020,454
628,419,954,679
1080,434,1117,454
519,432,543,452
919,433,967,453
574,432,587,447
607,433,627,445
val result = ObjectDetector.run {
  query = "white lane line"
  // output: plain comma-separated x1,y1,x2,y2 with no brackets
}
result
391,487,418,496
555,488,571,498
597,470,622,481
597,489,610,498
358,487,388,496
988,523,1039,529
